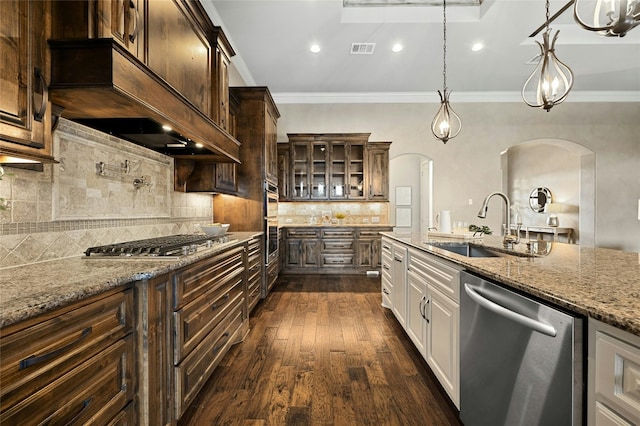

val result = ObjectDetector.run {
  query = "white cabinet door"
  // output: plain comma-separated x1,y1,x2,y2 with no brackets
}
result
427,284,460,408
391,243,407,327
406,269,428,357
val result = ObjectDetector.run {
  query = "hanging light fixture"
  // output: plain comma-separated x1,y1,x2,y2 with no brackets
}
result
574,0,640,37
431,0,461,144
522,0,574,112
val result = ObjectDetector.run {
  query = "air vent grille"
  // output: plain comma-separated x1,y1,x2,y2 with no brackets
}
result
350,43,376,55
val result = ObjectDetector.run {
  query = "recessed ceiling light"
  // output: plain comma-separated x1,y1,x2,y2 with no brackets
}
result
471,42,484,52
310,44,321,53
392,43,403,53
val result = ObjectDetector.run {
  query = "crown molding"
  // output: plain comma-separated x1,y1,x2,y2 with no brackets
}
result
272,91,640,104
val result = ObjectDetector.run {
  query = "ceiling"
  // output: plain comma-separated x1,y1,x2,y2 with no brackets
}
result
203,0,640,103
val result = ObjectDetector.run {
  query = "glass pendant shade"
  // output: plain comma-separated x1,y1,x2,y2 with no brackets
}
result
574,0,640,37
431,89,461,144
522,30,574,111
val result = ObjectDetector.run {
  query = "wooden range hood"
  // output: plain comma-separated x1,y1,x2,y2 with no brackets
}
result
48,38,240,163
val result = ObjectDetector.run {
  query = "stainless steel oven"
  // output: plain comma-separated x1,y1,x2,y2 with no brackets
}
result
265,182,278,264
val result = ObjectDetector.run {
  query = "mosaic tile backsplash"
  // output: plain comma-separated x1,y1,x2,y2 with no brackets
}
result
1,119,213,268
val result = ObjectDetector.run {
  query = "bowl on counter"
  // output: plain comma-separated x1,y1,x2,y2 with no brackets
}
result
200,223,230,237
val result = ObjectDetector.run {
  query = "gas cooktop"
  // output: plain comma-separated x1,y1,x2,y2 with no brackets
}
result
84,234,235,258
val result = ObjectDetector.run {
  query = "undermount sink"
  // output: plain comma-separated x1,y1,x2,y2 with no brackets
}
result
425,242,503,258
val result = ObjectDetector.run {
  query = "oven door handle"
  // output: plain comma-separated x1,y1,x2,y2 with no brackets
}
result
464,283,557,337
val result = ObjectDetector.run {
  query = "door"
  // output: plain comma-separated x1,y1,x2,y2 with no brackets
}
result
0,0,52,157
406,270,428,357
426,285,459,407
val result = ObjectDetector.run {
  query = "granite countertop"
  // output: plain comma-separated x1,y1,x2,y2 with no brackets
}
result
381,232,640,337
0,232,261,329
280,223,393,228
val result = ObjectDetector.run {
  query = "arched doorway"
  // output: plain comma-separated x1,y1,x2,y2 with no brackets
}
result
502,139,595,246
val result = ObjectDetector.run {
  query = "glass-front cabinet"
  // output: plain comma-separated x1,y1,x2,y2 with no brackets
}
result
284,133,388,201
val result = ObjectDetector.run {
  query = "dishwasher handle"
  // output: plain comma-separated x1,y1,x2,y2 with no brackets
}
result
464,283,557,337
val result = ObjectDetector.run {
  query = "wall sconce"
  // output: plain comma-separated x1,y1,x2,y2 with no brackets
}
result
574,0,640,37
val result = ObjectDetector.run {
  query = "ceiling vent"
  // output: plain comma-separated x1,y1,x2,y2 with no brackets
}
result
350,43,376,54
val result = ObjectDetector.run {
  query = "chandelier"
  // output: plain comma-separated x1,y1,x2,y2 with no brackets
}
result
522,0,574,111
431,0,461,144
574,0,640,37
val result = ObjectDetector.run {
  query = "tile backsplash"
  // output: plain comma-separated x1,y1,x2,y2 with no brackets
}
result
278,201,389,225
0,119,213,268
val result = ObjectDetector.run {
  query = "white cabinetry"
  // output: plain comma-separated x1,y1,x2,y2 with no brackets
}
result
589,318,640,426
406,247,462,408
381,238,393,309
391,243,408,327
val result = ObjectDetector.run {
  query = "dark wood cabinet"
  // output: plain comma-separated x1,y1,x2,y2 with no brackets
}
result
136,273,174,425
49,0,241,167
0,0,56,164
367,142,391,201
0,287,135,424
278,134,390,201
282,226,392,274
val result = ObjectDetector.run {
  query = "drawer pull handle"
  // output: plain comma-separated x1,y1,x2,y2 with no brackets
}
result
212,332,231,354
33,67,48,122
64,396,92,426
383,288,390,295
211,293,230,310
20,326,92,370
128,0,140,43
383,264,390,270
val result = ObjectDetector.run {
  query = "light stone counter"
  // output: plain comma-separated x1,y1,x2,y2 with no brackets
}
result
0,232,261,328
381,232,640,337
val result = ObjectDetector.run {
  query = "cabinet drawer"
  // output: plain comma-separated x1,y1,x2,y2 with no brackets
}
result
1,334,134,426
286,228,320,238
381,274,393,309
381,252,392,280
358,227,391,238
106,401,136,426
322,239,354,251
409,248,461,302
1,290,133,411
321,254,354,267
595,331,640,424
174,275,244,362
175,303,244,417
174,245,244,308
322,229,355,239
381,238,393,256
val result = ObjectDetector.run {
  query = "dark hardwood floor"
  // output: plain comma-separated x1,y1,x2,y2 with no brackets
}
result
179,274,462,426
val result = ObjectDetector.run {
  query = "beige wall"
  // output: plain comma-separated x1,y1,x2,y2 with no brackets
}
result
275,101,640,252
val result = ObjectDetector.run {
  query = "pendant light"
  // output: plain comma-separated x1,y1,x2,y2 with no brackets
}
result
522,0,574,112
431,0,461,144
574,0,640,37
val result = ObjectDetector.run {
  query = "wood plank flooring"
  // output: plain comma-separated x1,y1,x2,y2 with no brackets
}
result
178,274,462,426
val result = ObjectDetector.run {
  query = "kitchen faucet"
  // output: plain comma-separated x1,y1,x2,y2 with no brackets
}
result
477,191,521,248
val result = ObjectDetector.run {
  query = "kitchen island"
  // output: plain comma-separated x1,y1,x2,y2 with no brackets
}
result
381,232,640,337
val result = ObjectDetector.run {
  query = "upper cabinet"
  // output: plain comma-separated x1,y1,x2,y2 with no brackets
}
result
49,0,240,164
0,0,56,164
279,133,390,201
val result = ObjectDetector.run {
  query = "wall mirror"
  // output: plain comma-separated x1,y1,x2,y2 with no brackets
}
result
529,187,552,213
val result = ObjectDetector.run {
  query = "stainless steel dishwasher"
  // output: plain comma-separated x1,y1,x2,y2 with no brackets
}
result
460,271,584,426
